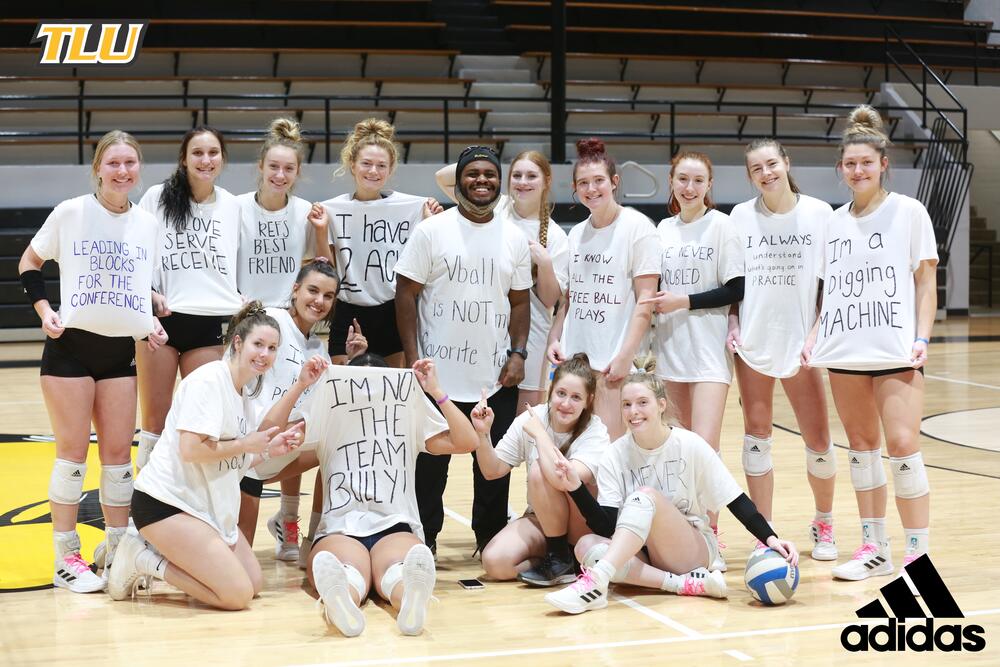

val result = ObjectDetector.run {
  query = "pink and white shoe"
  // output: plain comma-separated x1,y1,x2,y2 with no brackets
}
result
832,543,893,581
267,512,300,562
53,552,104,593
544,569,609,615
809,519,838,561
678,568,728,599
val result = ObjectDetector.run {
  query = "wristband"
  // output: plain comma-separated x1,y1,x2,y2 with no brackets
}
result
20,269,48,304
435,394,449,405
914,337,930,345
508,347,528,360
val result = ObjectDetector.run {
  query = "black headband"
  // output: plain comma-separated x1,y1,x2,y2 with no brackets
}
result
456,145,501,177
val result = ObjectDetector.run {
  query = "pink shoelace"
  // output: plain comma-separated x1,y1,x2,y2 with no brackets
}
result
812,520,834,544
570,569,597,593
712,527,727,551
851,542,880,560
680,576,706,596
63,553,91,574
282,518,300,545
902,553,918,566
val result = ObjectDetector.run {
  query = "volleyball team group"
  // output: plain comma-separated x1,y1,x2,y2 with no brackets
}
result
18,101,937,636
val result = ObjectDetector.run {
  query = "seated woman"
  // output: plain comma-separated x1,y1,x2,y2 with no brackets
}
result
474,353,609,586
303,355,478,637
543,357,799,614
107,302,325,609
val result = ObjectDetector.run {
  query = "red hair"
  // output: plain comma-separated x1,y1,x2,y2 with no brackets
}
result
667,151,715,215
573,137,617,183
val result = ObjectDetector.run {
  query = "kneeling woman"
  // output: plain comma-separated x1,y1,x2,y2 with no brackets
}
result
545,358,799,614
107,302,321,609
303,357,478,637
475,353,609,586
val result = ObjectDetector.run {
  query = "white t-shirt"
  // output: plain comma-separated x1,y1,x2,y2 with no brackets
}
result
324,191,427,306
654,209,743,384
596,427,743,535
494,403,608,509
245,307,330,480
139,183,243,316
135,361,254,545
809,193,938,371
236,193,315,308
394,206,533,402
730,194,829,378
30,194,159,339
563,206,660,371
303,365,449,541
497,198,571,391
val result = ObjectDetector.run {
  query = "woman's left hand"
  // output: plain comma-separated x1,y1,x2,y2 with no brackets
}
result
527,239,551,268
412,358,443,396
345,318,368,360
266,422,305,458
765,536,799,567
603,353,631,386
146,318,169,351
521,402,546,438
911,339,929,368
308,202,330,230
638,290,688,315
298,355,329,385
423,197,444,218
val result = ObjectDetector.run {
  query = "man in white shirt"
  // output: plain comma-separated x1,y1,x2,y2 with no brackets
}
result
395,146,531,553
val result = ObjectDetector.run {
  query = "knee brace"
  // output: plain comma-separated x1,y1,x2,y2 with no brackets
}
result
848,448,887,491
805,442,837,479
742,434,773,477
582,542,629,583
890,452,929,499
380,562,403,599
616,491,656,543
49,459,86,505
342,562,367,599
100,463,134,507
136,431,159,470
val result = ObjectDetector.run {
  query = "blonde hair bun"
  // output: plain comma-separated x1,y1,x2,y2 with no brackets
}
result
846,105,883,133
268,117,302,143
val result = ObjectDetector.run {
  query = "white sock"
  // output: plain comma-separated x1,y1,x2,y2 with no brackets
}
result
660,571,684,593
861,517,887,548
53,530,80,560
589,559,615,591
904,528,929,557
105,526,127,564
136,548,167,580
306,511,321,541
280,493,300,520
814,511,833,524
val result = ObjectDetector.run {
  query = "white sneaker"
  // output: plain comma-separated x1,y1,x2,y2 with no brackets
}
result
53,552,104,593
710,527,728,572
832,543,893,581
267,513,300,562
677,568,728,599
544,569,608,615
313,551,365,637
107,534,149,600
397,544,436,636
93,540,108,571
809,519,838,561
298,536,313,571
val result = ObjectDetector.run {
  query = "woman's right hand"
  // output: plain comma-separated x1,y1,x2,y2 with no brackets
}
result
470,388,494,435
152,291,171,318
551,456,582,492
40,308,65,339
241,426,279,455
546,339,565,365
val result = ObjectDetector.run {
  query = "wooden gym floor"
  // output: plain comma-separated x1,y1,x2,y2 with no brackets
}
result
1,316,999,666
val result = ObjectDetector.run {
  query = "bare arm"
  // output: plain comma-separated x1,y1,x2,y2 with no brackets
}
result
911,258,938,368
434,163,458,203
529,241,562,308
499,287,530,387
546,289,569,364
19,245,64,338
605,274,657,382
307,203,334,264
414,359,480,456
394,275,423,366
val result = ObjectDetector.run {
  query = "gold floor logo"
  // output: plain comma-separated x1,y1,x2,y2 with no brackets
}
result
32,21,147,65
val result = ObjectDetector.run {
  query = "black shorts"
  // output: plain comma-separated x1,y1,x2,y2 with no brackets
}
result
315,522,412,551
40,328,136,380
239,475,265,498
828,366,925,377
131,490,184,530
159,312,227,354
329,299,401,357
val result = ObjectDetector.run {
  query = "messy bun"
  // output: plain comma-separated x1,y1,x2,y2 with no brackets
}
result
224,300,281,397
841,104,890,153
258,116,305,167
573,137,618,195
336,117,400,179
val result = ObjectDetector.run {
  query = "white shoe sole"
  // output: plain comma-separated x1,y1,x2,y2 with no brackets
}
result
107,534,146,600
398,545,435,635
53,570,105,593
313,552,365,637
705,571,728,599
544,589,608,614
832,562,894,581
811,546,839,561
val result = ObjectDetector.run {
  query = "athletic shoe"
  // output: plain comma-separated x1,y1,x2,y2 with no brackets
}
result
53,552,104,593
831,543,893,581
544,569,608,615
93,540,108,571
267,513,300,562
677,568,728,599
298,536,313,571
107,534,148,600
709,527,728,572
901,553,921,597
312,551,365,637
809,519,838,561
397,544,436,636
517,552,577,587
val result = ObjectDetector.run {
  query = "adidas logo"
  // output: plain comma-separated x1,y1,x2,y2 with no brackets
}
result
123,471,132,480
750,445,760,452
899,463,911,472
578,590,601,603
840,555,985,652
71,470,82,477
851,456,860,464
816,457,827,463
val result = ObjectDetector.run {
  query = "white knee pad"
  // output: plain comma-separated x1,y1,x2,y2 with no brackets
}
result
616,491,656,543
742,435,773,477
49,459,86,505
890,453,930,499
848,448,887,491
805,442,837,479
582,542,629,583
380,562,403,599
343,562,367,599
136,431,159,470
100,463,134,507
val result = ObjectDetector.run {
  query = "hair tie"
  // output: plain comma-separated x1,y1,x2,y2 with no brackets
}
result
635,367,648,375
247,303,267,316
312,256,331,265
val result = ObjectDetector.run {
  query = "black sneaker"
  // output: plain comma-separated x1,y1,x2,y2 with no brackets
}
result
517,551,577,587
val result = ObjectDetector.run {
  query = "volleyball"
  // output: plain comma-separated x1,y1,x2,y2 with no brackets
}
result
744,548,799,606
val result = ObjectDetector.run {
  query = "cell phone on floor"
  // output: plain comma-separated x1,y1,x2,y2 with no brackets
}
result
459,578,485,590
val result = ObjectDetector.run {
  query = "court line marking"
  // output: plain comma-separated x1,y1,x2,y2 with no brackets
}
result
442,507,471,527
724,650,754,662
282,607,1000,667
925,373,1000,391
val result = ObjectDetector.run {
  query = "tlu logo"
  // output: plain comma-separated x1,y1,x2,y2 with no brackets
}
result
32,21,147,66
840,554,985,652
